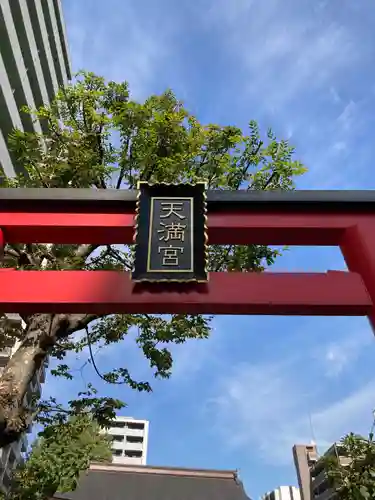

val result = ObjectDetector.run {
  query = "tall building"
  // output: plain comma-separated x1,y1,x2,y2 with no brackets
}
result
107,416,150,465
0,315,47,492
292,443,318,500
293,442,349,500
0,0,71,490
0,0,71,177
261,486,301,500
310,443,349,500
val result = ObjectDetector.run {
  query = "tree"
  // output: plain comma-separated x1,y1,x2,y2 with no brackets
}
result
0,412,112,500
325,428,375,500
0,71,307,447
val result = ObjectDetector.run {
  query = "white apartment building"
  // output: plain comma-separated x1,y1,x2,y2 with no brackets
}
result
107,417,149,466
262,486,301,500
0,0,71,177
0,314,47,492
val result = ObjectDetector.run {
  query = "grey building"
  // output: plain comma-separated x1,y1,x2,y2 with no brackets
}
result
0,0,71,491
0,0,71,177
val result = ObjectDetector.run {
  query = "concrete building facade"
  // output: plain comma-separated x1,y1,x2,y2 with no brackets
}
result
0,0,71,490
107,416,149,466
292,443,318,500
293,442,349,500
0,0,71,177
310,443,349,500
261,486,301,500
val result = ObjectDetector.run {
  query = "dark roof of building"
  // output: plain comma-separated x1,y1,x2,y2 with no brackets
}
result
54,463,252,500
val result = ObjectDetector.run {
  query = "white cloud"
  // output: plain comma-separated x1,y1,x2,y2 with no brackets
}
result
64,1,170,99
331,141,347,154
207,0,357,110
164,323,226,383
206,359,309,464
329,86,342,104
207,337,375,465
311,382,375,450
337,100,357,131
169,339,213,381
313,329,372,377
297,96,364,187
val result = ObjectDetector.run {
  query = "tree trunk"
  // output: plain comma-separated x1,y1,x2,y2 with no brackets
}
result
0,313,66,447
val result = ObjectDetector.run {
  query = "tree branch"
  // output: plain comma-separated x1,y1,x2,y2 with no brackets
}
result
262,171,278,190
37,246,56,263
214,245,234,271
116,136,131,189
236,141,263,190
247,169,277,191
4,245,40,268
75,244,100,260
64,314,103,338
82,101,89,132
108,248,132,269
4,247,20,259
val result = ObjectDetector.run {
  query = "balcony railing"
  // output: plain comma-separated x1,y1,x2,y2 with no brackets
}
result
126,428,144,438
125,441,144,452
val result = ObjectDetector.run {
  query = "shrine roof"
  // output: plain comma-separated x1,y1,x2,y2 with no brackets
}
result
53,463,252,500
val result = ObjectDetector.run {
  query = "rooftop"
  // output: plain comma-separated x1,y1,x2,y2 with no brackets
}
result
53,463,252,500
110,415,148,422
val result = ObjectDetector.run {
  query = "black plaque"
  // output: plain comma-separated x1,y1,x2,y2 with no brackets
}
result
132,182,208,282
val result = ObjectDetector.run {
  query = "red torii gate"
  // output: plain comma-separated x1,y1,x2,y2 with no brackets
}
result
0,189,374,332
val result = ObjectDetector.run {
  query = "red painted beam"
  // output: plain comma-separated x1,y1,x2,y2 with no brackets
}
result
0,211,370,245
0,228,3,262
0,270,371,316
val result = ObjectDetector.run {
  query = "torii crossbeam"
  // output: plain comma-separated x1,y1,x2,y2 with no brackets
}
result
0,189,374,331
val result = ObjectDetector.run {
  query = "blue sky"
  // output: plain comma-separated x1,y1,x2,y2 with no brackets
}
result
45,1,375,498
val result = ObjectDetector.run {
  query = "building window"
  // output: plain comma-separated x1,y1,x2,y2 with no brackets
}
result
127,422,144,430
111,435,124,442
2,471,12,490
126,435,143,444
112,449,122,456
111,421,126,429
0,448,7,466
31,373,38,387
124,450,142,458
7,449,17,468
